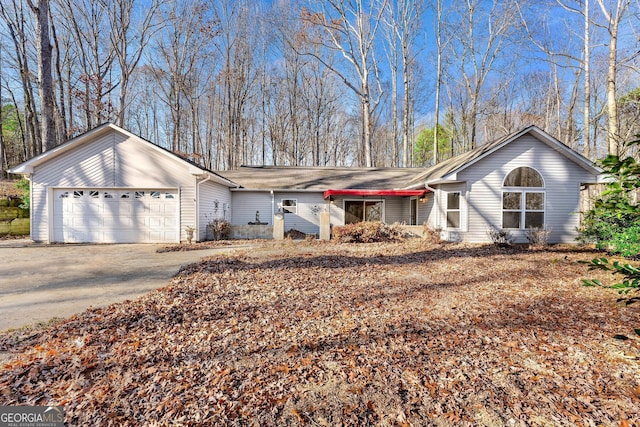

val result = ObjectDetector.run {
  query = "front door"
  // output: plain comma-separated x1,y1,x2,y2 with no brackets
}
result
344,200,384,224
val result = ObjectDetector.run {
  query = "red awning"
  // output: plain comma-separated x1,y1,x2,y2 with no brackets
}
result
323,189,430,199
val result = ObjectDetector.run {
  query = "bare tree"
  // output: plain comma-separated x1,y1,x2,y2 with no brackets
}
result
0,42,5,178
102,0,162,127
213,0,261,169
0,0,41,156
300,0,388,167
584,0,592,156
448,0,521,149
381,3,399,166
150,0,216,152
26,0,56,151
433,0,446,164
596,0,630,155
58,0,118,128
519,1,592,150
396,0,422,167
49,10,69,141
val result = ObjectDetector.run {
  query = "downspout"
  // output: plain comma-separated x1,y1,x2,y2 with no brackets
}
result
270,190,275,224
424,184,437,193
196,173,212,242
424,183,438,230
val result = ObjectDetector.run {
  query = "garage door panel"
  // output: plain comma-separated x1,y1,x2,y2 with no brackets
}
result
53,188,178,243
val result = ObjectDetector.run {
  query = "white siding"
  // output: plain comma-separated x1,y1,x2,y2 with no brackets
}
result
198,180,233,241
231,192,274,226
456,134,596,243
231,191,326,235
113,135,197,242
276,192,326,235
430,183,468,242
30,129,204,242
383,198,403,223
33,132,118,187
419,194,434,227
30,185,47,242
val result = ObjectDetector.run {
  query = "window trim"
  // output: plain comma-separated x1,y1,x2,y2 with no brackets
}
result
445,191,461,230
502,167,546,230
501,190,546,230
503,166,545,188
280,198,298,214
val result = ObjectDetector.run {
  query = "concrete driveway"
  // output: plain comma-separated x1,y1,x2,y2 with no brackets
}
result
0,240,251,331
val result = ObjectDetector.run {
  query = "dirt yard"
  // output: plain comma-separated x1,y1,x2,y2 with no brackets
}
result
1,240,639,426
0,179,23,199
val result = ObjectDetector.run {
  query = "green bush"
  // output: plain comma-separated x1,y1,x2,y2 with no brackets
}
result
581,137,640,312
582,258,640,306
333,221,404,243
579,210,636,246
578,138,639,257
14,178,29,210
603,225,640,258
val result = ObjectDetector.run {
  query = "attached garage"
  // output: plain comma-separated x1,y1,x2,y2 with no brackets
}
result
9,124,235,244
52,188,179,243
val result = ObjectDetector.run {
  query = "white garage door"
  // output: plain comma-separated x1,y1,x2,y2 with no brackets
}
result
53,189,179,243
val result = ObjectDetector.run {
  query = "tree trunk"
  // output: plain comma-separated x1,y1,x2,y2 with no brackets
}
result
605,23,619,156
362,83,372,167
29,0,57,151
50,15,67,142
0,44,5,178
583,0,591,158
596,0,628,156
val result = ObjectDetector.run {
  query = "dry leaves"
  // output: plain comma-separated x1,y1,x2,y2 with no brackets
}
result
1,241,639,426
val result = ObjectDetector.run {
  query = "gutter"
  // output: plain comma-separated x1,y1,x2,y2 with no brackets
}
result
230,187,319,193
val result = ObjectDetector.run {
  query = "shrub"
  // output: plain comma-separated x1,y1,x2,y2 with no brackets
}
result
582,258,640,306
578,210,633,245
285,229,307,240
578,137,639,255
604,225,640,258
581,137,640,312
525,226,551,248
487,225,513,247
422,224,443,245
14,178,29,210
333,221,404,243
208,219,231,240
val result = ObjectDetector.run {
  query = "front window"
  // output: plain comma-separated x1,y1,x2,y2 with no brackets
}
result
446,192,460,229
345,200,383,224
504,167,544,187
281,199,297,214
502,167,545,229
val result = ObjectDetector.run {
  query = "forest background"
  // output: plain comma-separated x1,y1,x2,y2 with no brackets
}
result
1,0,639,175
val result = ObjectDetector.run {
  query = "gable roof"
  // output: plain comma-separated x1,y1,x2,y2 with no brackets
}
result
404,125,601,188
9,123,237,187
218,166,425,191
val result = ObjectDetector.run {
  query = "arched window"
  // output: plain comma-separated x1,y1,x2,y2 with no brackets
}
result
502,167,545,229
503,167,544,187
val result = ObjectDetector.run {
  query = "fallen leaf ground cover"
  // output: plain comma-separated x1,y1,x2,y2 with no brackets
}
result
1,240,639,426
